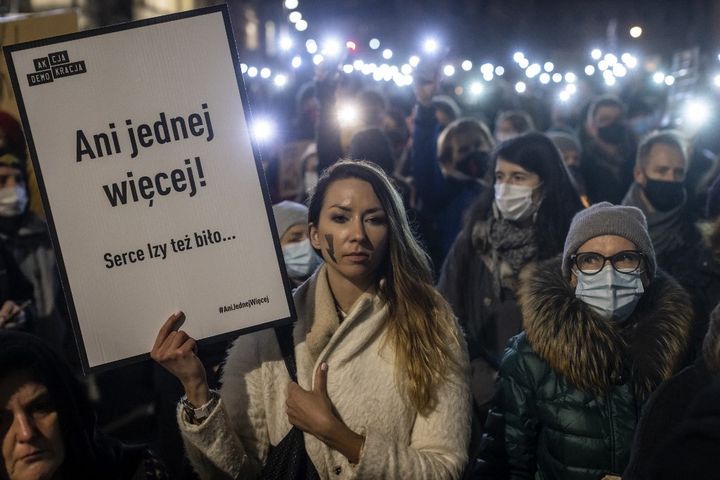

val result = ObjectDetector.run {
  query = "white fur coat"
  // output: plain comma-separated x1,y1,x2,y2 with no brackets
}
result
178,265,471,479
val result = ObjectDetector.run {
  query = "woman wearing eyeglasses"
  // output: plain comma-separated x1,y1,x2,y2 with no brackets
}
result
477,202,693,480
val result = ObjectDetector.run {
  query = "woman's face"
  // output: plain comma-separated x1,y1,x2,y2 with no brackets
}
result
310,178,389,288
1,370,64,480
495,158,543,202
569,235,644,287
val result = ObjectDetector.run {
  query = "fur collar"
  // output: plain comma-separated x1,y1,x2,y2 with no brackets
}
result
519,257,693,398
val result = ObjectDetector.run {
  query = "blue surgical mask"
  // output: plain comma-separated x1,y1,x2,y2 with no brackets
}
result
574,264,644,323
283,239,322,282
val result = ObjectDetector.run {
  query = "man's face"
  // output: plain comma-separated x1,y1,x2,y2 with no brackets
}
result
588,105,623,140
0,167,23,191
634,143,686,186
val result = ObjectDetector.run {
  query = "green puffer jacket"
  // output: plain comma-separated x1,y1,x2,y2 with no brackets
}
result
479,257,693,480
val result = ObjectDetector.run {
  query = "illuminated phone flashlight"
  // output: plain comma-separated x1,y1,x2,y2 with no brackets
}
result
682,99,711,128
252,118,276,144
337,103,359,127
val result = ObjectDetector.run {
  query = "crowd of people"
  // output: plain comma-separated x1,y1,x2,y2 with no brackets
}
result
2,52,720,480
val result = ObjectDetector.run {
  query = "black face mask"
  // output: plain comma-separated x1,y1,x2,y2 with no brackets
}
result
597,122,627,145
456,151,490,178
643,179,685,212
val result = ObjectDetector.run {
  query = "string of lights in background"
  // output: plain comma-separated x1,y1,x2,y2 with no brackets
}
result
249,0,716,142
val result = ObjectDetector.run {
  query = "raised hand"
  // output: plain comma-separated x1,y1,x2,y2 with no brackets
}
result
151,311,209,406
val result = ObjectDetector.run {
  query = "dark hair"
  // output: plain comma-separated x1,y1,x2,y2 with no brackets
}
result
587,94,626,123
636,129,687,170
463,132,584,258
358,90,387,127
497,110,535,134
437,118,494,165
0,331,134,479
348,127,395,175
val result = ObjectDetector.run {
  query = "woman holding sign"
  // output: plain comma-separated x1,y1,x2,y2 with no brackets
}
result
152,160,471,479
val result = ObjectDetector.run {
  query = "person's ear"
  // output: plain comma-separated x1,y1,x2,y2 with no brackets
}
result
634,165,646,186
309,222,321,250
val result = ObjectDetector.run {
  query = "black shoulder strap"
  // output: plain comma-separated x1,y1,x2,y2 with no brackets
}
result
274,323,297,382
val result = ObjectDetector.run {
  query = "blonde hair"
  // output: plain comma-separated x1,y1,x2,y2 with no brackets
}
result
308,160,465,414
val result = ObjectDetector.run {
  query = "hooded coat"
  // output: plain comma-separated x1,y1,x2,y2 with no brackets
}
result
479,257,692,480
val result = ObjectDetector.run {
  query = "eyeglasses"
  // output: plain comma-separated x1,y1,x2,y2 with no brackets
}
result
570,250,645,275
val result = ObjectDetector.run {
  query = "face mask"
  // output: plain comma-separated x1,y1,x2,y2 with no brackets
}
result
597,122,627,145
643,179,685,212
0,186,28,217
304,172,318,193
283,239,322,282
575,265,644,323
494,183,539,222
456,151,490,178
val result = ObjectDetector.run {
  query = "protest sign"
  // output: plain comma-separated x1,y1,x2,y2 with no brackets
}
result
4,5,295,371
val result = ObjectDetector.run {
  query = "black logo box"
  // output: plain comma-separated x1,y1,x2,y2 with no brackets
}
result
32,50,70,71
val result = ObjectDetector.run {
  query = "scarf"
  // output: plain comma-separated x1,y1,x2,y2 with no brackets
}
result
622,182,685,256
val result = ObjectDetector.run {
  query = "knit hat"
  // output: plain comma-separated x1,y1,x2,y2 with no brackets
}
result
0,153,24,171
706,174,720,219
272,201,308,238
562,202,656,277
547,131,582,155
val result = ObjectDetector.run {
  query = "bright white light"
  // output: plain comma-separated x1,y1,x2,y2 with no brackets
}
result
382,48,393,60
480,63,494,75
598,60,609,71
495,66,505,76
470,82,484,95
313,54,324,65
518,58,529,69
443,65,456,77
274,74,288,87
247,66,258,78
483,72,494,82
353,59,364,70
603,70,616,86
566,84,577,94
630,26,643,38
462,60,473,71
369,38,381,50
559,91,571,102
346,41,356,51
373,70,383,82
591,48,602,60
539,73,550,84
605,54,618,66
423,38,439,54
306,39,318,54
683,99,711,127
409,55,420,67
342,64,354,74
665,75,675,86
288,11,302,23
613,64,628,77
291,56,302,68
714,74,720,88
565,72,577,83
240,63,248,74
295,20,308,31
323,38,341,56
622,53,638,69
401,64,413,75
284,0,299,9
515,81,527,93
544,62,555,72
260,67,271,79
513,51,525,63
653,72,666,84
526,63,541,78
585,65,596,76
279,36,293,51
252,118,275,143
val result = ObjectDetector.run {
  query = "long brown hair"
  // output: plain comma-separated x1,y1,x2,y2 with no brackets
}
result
308,160,465,414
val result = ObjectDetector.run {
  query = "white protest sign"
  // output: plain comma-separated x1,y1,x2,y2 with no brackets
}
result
4,6,295,371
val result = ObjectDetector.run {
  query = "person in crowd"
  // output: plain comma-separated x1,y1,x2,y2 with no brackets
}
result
622,130,717,358
438,132,583,419
623,302,720,479
547,130,590,207
0,153,66,350
684,133,720,218
291,82,319,143
273,201,322,288
478,202,693,480
432,95,462,129
152,160,471,479
494,110,535,143
411,77,494,270
580,95,637,204
0,330,168,480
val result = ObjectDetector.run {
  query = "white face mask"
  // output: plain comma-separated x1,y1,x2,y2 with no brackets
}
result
0,186,28,217
282,239,322,282
574,264,644,323
494,183,539,221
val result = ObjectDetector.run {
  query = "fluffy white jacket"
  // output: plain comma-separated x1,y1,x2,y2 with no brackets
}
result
178,265,471,479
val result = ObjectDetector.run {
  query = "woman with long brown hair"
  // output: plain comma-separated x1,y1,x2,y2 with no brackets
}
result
151,160,471,479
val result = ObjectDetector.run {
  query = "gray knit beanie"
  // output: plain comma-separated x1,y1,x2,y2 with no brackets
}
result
561,202,656,278
272,201,308,238
547,131,582,155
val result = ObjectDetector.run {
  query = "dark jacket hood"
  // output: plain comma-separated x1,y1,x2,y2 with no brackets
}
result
519,256,693,398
